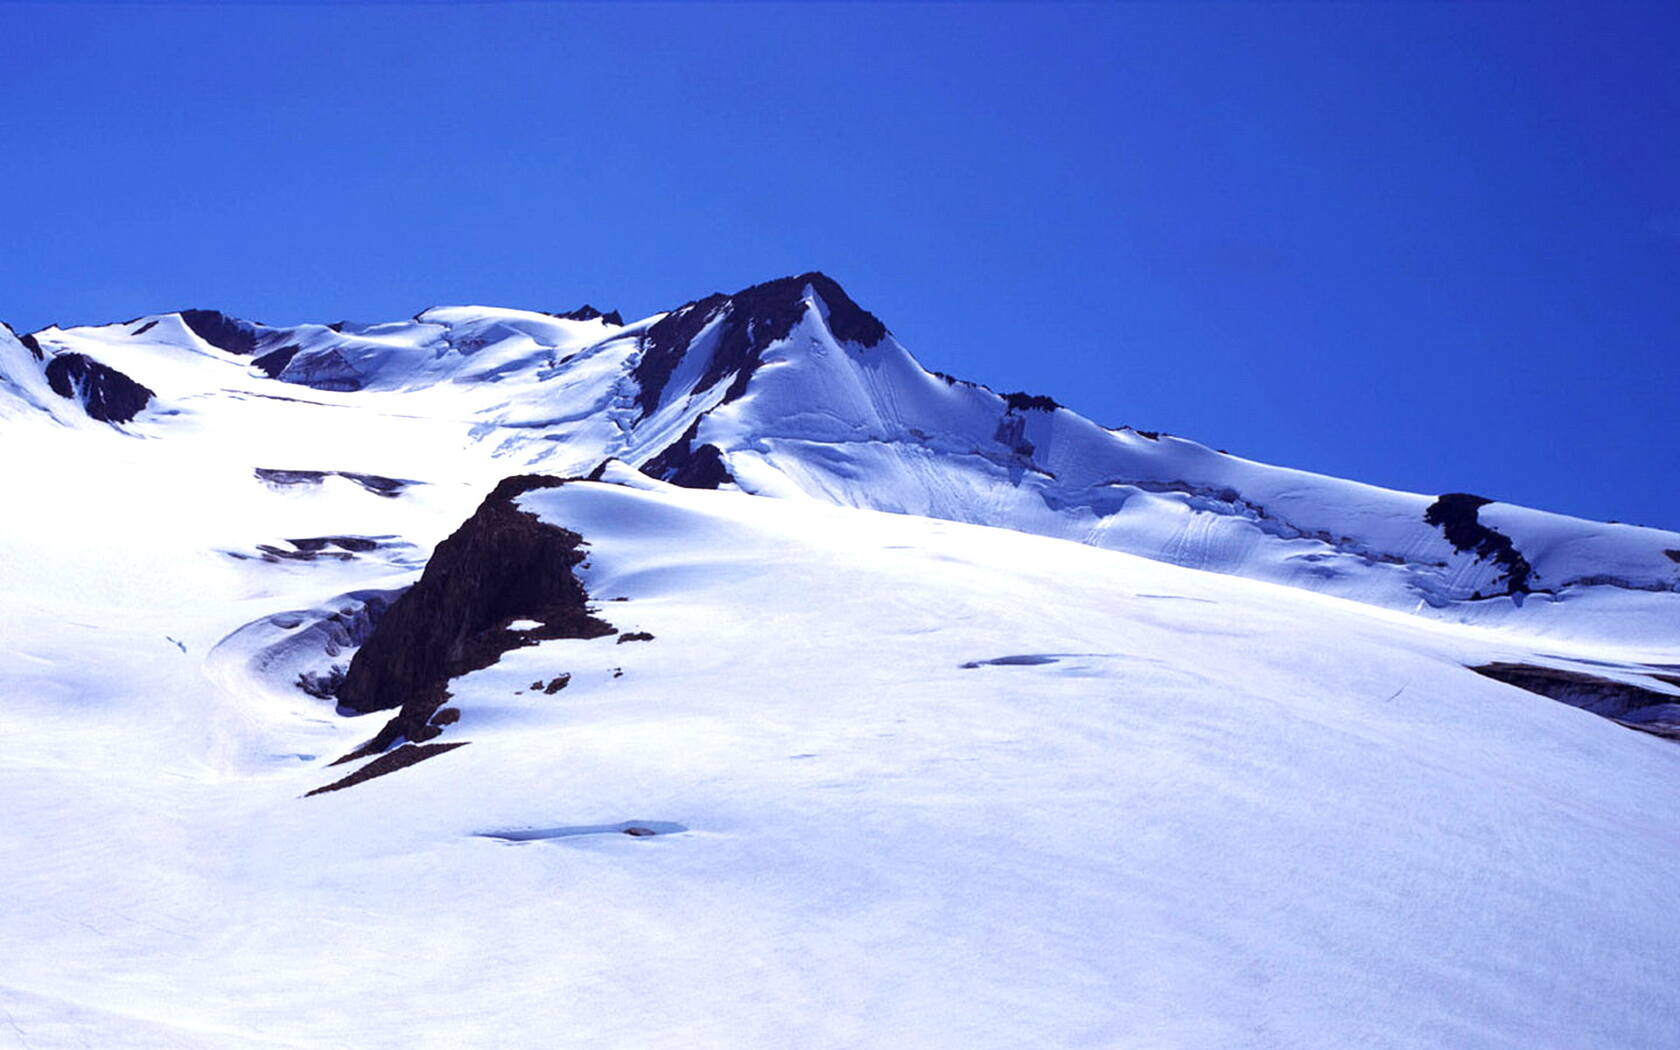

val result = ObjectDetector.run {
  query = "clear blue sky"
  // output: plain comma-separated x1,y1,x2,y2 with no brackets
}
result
3,2,1676,528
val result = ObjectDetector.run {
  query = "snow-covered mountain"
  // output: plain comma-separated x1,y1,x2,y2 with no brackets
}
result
6,273,1677,643
3,275,1678,1048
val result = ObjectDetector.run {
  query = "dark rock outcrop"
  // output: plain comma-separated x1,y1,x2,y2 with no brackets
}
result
18,331,44,361
1471,662,1680,739
550,305,625,325
178,309,267,356
634,271,887,412
254,468,416,498
306,742,468,797
1003,391,1061,413
640,418,733,489
44,352,155,423
251,344,301,378
235,535,394,564
334,474,614,758
1424,493,1533,595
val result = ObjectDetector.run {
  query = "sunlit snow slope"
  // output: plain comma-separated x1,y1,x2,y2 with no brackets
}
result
2,275,1678,1048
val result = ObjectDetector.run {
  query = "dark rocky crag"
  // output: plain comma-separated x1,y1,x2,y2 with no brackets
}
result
640,418,734,489
44,352,155,423
550,305,625,326
633,271,888,412
178,309,270,356
333,474,614,761
1424,493,1534,596
1002,391,1061,413
251,344,302,378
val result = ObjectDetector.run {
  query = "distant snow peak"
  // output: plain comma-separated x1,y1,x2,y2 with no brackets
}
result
549,304,625,326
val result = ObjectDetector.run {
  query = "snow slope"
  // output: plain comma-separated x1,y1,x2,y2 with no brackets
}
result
3,460,1678,1049
3,274,1678,1047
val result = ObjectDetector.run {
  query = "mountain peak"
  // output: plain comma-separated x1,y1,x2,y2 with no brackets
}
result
633,271,888,411
733,271,888,348
176,308,270,356
548,305,625,326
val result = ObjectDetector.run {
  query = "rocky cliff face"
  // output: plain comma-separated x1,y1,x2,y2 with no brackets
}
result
44,352,155,423
335,474,614,756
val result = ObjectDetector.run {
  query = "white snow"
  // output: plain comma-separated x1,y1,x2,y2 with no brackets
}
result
2,448,1679,1047
1,287,1677,1047
12,291,1676,640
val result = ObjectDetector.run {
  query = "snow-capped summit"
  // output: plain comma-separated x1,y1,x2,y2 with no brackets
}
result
5,273,1680,1050
632,270,888,413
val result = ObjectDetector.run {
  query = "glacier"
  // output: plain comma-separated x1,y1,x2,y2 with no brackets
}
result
1,274,1677,1048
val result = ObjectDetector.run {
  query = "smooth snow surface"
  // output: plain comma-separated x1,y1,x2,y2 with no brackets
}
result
4,458,1679,1047
2,281,1678,1047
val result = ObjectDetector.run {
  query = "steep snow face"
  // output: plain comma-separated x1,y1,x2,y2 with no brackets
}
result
5,273,1676,643
4,465,1679,1049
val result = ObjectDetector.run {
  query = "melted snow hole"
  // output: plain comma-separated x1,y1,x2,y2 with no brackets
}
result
476,820,688,842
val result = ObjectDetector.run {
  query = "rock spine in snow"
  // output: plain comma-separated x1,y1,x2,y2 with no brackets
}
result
333,474,614,760
44,353,155,423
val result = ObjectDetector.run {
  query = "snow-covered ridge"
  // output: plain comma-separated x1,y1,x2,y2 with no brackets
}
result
3,273,1675,642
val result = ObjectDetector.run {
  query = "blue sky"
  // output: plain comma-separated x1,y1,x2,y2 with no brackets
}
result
3,2,1676,527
